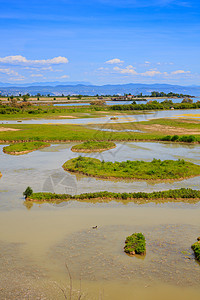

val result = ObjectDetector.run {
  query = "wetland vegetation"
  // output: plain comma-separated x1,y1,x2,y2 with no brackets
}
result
3,141,50,155
71,141,116,152
26,188,200,203
0,123,166,143
110,100,200,111
62,157,200,180
191,238,200,261
0,100,200,121
124,233,146,255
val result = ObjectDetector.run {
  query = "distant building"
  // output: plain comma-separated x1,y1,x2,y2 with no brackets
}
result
111,95,135,101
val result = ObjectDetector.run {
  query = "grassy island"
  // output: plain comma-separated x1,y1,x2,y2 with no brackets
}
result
191,238,200,261
3,141,50,155
26,188,200,204
62,157,200,180
124,233,146,256
71,141,116,152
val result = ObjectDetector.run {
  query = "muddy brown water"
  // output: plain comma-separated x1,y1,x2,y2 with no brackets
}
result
0,141,200,299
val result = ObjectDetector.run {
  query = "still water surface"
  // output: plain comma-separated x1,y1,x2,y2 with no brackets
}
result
0,141,200,299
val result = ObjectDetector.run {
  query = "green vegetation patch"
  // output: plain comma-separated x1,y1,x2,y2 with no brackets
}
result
124,233,146,255
110,101,200,111
1,123,200,144
0,124,163,143
71,141,116,152
161,135,197,143
27,188,200,202
191,239,200,261
3,141,50,155
62,157,200,180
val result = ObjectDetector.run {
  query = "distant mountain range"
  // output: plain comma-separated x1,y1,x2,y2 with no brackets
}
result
0,81,91,87
0,82,200,96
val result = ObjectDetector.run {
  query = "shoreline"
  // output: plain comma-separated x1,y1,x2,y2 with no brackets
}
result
62,167,200,182
26,188,200,204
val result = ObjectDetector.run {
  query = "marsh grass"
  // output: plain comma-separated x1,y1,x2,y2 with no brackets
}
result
71,141,116,152
3,141,50,154
62,157,200,180
27,188,200,202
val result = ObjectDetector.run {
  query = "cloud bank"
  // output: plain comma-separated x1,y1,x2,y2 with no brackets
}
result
0,55,69,65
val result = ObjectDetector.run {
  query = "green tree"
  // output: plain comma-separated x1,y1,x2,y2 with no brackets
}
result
22,94,29,102
23,186,33,199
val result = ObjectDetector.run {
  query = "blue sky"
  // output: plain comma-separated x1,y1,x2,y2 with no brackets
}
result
0,0,199,85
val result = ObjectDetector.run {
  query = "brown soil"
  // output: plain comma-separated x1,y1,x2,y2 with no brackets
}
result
58,115,77,118
0,127,20,132
27,196,200,204
142,124,200,135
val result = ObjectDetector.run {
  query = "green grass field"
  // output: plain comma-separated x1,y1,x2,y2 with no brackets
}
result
0,124,163,142
0,122,199,144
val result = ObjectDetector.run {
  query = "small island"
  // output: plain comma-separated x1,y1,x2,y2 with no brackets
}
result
25,188,200,203
3,141,50,155
0,172,2,178
124,233,146,256
71,141,116,153
191,237,200,262
62,157,200,180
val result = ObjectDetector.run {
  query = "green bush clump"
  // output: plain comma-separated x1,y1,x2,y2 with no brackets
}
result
23,186,33,199
62,157,200,180
124,233,146,255
109,101,200,111
191,240,200,261
71,141,116,152
161,134,197,143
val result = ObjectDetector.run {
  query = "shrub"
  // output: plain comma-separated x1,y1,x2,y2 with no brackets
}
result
191,241,200,261
124,233,146,255
23,186,33,199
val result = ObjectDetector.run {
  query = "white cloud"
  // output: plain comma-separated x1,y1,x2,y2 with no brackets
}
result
113,65,137,75
0,55,69,65
30,74,44,77
0,68,19,76
60,75,70,79
9,77,25,81
141,70,162,77
98,67,109,70
145,61,150,64
171,70,190,75
24,66,54,71
105,58,124,64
